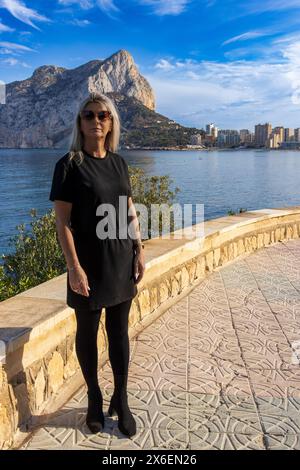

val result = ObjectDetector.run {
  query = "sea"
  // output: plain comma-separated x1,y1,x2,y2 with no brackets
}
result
1,147,300,257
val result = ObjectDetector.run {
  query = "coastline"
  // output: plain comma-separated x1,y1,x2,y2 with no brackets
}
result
0,146,299,151
120,146,300,151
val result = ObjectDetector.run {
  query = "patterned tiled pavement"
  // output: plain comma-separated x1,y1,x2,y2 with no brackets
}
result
20,239,300,450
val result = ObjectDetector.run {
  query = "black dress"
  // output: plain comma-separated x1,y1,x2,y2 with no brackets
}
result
49,149,138,310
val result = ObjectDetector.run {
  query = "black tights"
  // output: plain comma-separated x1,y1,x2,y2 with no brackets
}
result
74,298,132,394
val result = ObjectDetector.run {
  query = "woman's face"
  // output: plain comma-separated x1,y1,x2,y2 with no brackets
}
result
79,102,112,142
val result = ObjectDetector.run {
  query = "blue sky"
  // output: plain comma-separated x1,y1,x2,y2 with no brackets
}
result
0,0,300,131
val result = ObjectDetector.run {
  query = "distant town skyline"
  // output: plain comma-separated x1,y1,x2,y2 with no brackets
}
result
204,122,300,133
0,1,300,130
202,122,300,149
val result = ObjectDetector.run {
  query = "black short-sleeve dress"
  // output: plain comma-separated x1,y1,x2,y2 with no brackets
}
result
49,149,138,310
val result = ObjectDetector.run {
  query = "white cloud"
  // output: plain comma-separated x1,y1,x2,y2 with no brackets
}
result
154,58,175,70
2,56,30,66
224,0,300,23
57,0,192,17
222,30,275,46
57,0,120,19
0,46,14,53
0,0,49,30
0,18,14,31
175,61,188,67
58,0,93,8
243,0,300,14
18,30,31,36
0,40,36,52
146,40,300,130
186,70,200,79
58,0,120,14
273,32,300,45
155,57,197,70
96,0,119,14
281,41,300,104
138,0,191,15
69,18,91,26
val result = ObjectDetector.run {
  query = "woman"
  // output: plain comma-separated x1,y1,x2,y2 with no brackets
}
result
49,92,146,438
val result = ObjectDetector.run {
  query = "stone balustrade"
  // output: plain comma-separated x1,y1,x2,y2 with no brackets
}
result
1,206,300,449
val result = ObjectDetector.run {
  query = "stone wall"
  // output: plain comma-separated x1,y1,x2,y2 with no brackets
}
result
1,207,300,448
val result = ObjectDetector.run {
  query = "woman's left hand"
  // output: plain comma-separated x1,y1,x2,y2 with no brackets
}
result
133,246,146,284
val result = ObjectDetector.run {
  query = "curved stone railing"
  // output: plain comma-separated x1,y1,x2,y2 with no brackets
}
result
1,206,300,449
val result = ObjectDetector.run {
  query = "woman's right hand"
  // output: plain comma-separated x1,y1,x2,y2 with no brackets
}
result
68,265,90,297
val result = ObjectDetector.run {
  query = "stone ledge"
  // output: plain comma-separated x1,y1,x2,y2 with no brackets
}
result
1,205,300,449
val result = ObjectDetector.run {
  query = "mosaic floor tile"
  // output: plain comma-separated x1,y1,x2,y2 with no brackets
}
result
189,430,266,450
264,433,300,450
20,238,300,450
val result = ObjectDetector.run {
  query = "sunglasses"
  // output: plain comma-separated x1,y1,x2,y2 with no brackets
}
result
80,110,112,121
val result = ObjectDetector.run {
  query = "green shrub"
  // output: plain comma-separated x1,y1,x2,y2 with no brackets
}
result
227,208,247,216
0,208,66,301
128,166,180,239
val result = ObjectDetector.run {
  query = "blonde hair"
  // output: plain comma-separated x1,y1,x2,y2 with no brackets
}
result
68,92,121,164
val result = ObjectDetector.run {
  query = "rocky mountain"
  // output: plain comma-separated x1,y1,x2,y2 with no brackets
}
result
0,49,201,149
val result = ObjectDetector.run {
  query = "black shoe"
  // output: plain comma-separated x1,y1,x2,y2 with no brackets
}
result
108,392,136,437
86,389,105,434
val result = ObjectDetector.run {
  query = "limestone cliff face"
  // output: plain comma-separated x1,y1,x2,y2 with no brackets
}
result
0,49,155,148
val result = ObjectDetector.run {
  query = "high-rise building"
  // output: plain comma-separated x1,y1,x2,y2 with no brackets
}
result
267,126,284,148
284,128,294,142
206,123,215,135
267,132,282,148
211,126,218,138
240,129,249,143
295,128,300,142
239,129,255,144
217,129,240,147
273,126,284,143
255,123,272,146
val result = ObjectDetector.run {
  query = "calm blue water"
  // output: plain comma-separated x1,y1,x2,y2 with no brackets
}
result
1,148,300,257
